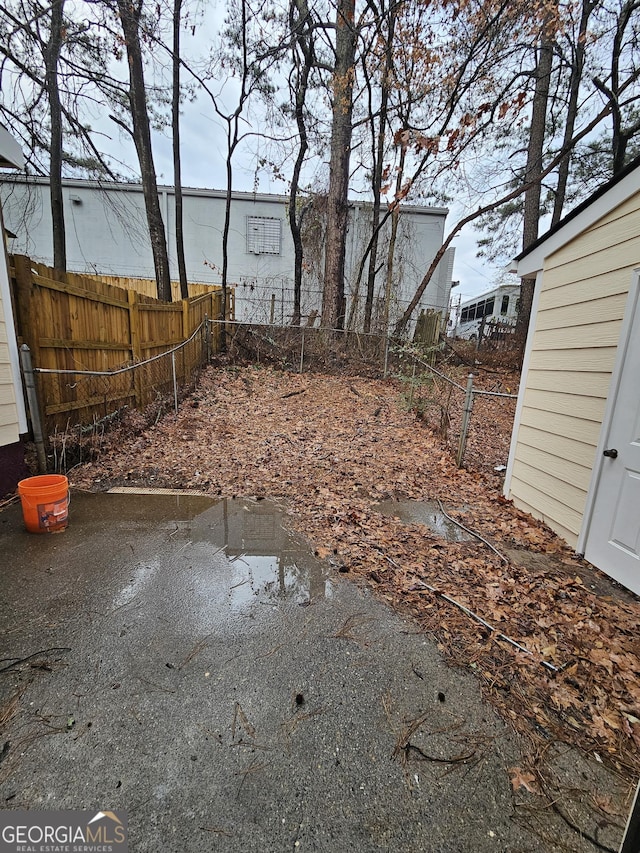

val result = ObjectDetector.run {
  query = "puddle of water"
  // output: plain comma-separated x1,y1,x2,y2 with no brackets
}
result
375,499,474,542
104,493,331,613
215,498,332,608
227,551,328,610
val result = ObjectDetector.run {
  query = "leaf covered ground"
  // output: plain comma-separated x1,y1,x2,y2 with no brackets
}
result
71,364,640,783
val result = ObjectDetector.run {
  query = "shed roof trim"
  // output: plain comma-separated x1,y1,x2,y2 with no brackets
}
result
512,155,640,277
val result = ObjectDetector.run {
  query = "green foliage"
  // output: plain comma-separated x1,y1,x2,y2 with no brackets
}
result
392,343,452,437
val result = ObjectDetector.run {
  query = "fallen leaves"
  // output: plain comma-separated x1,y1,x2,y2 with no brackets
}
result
70,364,640,780
314,546,333,559
509,766,539,794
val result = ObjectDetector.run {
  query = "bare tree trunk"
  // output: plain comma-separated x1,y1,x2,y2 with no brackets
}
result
117,0,172,302
221,141,233,340
515,33,554,351
383,206,400,333
364,2,395,333
173,0,188,300
290,199,307,326
288,0,312,326
591,0,640,174
383,143,406,334
552,0,594,225
321,0,356,330
218,0,253,348
46,0,66,272
611,0,640,173
289,178,309,327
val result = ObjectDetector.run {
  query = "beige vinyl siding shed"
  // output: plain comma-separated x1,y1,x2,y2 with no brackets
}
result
0,125,27,495
506,156,640,593
0,283,20,446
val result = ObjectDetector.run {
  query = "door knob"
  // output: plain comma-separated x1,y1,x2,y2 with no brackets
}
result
603,448,618,459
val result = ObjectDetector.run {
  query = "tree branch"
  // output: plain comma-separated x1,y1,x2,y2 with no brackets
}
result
393,102,614,335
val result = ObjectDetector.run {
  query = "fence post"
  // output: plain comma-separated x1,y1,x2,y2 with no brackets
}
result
204,313,211,363
171,351,178,413
127,290,144,407
383,335,390,378
182,298,190,340
19,344,47,473
299,328,305,374
225,288,232,345
211,294,220,352
129,293,142,401
457,372,475,467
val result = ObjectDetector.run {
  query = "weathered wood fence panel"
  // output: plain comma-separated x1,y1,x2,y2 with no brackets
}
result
412,309,441,351
9,255,226,434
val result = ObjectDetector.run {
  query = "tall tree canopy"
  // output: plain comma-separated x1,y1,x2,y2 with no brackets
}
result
0,0,638,326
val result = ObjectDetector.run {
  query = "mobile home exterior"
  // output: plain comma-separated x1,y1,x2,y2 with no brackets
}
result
505,155,640,595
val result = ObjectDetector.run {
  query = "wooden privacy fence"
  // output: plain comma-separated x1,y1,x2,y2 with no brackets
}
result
80,271,217,302
412,308,441,350
9,255,231,435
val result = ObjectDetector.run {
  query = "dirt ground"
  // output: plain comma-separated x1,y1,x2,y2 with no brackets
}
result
70,364,640,799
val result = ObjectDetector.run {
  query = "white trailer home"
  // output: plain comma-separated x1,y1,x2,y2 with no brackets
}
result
0,177,455,332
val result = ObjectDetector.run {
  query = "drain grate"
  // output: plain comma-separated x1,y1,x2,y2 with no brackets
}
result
108,486,212,497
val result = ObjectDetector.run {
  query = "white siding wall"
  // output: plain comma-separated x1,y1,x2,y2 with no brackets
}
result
509,192,640,547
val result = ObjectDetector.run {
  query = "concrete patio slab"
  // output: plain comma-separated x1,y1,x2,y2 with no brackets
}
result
0,492,624,852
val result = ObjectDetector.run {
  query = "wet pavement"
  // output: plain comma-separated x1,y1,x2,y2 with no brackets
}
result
0,492,625,852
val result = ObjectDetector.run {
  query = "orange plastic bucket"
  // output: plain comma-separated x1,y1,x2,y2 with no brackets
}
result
17,474,69,533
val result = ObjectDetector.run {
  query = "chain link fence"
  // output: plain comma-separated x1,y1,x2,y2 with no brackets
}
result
22,322,211,472
21,317,519,477
214,320,519,475
399,356,519,478
218,320,393,376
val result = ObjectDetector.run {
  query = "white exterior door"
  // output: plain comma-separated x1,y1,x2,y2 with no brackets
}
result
585,276,640,595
